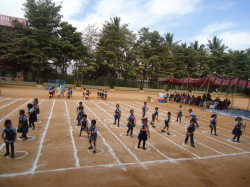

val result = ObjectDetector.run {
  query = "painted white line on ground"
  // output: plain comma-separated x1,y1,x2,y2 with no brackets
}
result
30,100,55,175
1,151,249,178
0,99,32,123
89,101,146,168
0,98,21,110
129,101,248,152
6,151,28,160
65,101,80,168
100,101,172,160
0,98,9,103
118,101,202,158
79,101,121,165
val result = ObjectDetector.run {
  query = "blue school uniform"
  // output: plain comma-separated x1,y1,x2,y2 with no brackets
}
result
89,125,97,141
81,119,88,131
232,122,242,136
127,114,136,127
33,103,40,115
165,116,171,127
114,109,121,119
138,124,149,141
185,123,196,145
152,111,158,121
19,115,28,134
209,118,216,129
177,108,182,117
190,112,198,121
28,108,36,123
142,105,147,115
77,110,85,125
2,126,16,143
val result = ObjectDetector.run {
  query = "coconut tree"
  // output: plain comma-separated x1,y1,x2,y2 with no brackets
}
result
207,36,227,54
190,40,205,51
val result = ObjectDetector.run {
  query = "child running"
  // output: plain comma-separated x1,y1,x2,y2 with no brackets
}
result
127,109,136,137
18,110,28,141
67,88,71,99
76,102,83,120
209,114,218,136
27,104,36,130
88,119,97,154
176,105,182,123
70,88,73,97
137,118,150,150
113,104,121,127
77,106,85,126
83,88,86,98
49,88,54,99
33,98,40,122
232,117,246,143
142,102,148,118
184,118,196,148
150,107,159,128
186,109,199,127
161,112,171,135
79,114,89,137
104,91,107,100
2,119,16,158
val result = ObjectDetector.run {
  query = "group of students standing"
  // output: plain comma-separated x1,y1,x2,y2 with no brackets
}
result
1,98,40,158
49,84,73,99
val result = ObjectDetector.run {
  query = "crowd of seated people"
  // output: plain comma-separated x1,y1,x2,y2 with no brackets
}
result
164,92,231,109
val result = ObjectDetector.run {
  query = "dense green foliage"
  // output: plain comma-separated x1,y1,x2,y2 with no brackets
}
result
0,0,249,86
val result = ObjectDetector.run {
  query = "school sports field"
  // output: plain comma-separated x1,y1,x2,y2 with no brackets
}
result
0,87,250,187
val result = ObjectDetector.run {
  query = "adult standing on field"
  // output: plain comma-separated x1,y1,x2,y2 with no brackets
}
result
56,86,62,98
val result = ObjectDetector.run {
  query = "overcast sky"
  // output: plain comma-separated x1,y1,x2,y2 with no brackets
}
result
1,0,250,50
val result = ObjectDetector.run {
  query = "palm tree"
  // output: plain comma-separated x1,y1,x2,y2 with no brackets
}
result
207,36,227,54
190,40,205,51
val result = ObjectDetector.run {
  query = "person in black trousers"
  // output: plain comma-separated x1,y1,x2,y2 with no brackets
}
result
137,118,149,150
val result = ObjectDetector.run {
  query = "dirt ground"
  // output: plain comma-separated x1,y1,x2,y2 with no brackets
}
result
0,86,249,187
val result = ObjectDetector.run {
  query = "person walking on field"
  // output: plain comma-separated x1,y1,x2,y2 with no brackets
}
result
56,86,62,98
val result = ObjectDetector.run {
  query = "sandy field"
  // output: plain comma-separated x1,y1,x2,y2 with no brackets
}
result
0,86,249,187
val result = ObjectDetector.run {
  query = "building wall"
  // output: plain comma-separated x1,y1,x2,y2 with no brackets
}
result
0,14,26,27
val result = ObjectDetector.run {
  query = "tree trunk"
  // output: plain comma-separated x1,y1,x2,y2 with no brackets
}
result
105,68,110,86
38,69,42,84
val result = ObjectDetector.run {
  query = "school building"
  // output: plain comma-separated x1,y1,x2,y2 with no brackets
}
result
0,14,26,81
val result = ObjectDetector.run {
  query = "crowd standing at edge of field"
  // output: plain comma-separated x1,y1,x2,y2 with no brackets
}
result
1,94,247,158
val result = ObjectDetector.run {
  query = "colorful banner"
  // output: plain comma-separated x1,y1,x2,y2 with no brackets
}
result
158,75,250,88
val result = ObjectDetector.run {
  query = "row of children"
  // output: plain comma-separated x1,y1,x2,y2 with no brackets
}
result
49,87,73,99
97,90,107,100
1,98,40,158
76,102,97,153
82,88,91,100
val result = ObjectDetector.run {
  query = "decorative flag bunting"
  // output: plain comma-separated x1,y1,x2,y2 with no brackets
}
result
158,75,250,88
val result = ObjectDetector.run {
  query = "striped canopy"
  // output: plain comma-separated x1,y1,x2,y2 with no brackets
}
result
158,75,250,88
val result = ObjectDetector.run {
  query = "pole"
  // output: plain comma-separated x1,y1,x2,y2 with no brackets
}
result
204,75,211,109
230,85,237,116
247,97,250,111
247,96,250,111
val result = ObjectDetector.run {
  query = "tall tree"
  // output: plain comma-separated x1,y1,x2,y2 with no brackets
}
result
23,0,63,83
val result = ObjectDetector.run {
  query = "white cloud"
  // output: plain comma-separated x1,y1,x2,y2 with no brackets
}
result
191,21,250,50
0,0,26,18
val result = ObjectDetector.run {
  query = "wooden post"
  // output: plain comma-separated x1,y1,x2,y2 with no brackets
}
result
230,85,237,116
247,97,250,111
204,75,211,109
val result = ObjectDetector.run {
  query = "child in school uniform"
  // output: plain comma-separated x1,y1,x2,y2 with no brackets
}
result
77,106,85,126
83,88,86,98
33,98,40,122
184,118,196,148
161,112,171,135
137,118,150,150
88,119,97,154
127,109,136,137
186,109,199,127
79,114,89,137
176,105,182,123
67,88,71,99
232,117,245,143
142,102,148,118
150,107,159,128
27,104,36,130
209,114,218,136
70,88,73,97
2,119,16,158
114,104,121,127
18,110,28,141
49,88,54,98
97,90,100,97
76,102,83,120
104,91,107,100
85,90,90,100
